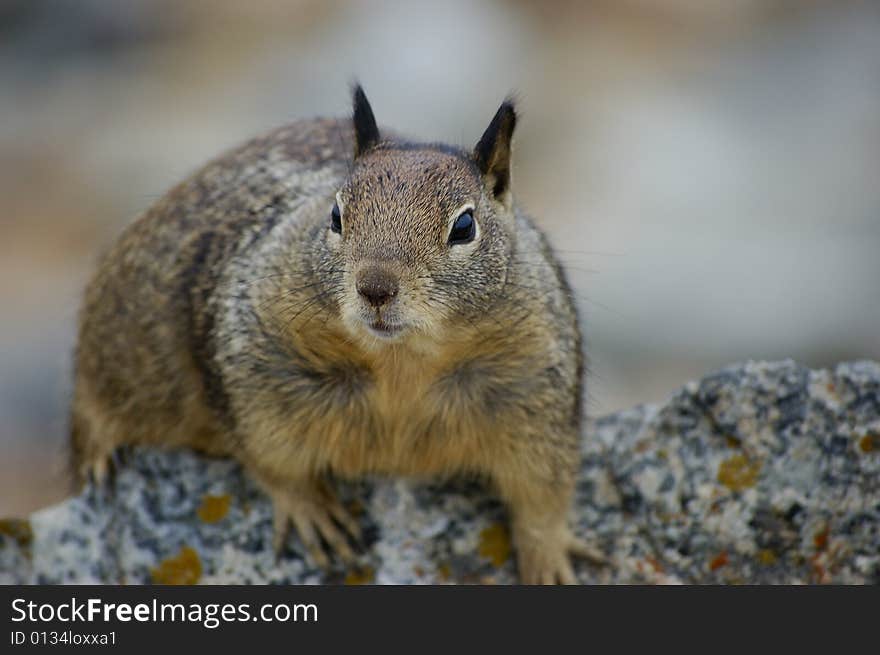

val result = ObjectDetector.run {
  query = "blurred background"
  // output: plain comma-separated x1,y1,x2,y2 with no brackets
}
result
1,0,879,517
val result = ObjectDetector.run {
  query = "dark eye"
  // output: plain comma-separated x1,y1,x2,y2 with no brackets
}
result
330,203,342,233
448,211,475,245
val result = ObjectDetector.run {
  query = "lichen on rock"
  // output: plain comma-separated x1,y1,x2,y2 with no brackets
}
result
1,360,878,584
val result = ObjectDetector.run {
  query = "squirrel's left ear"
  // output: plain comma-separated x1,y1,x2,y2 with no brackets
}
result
474,99,516,205
352,84,380,158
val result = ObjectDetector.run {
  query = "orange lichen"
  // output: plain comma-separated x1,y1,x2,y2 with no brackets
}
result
756,549,777,565
196,494,231,523
344,566,375,585
151,546,202,584
478,523,511,568
858,434,878,453
436,562,452,581
646,556,665,574
709,551,729,571
814,526,829,551
810,553,830,584
717,454,761,491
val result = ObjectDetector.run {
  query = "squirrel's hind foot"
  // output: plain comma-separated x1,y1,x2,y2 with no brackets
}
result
515,528,607,585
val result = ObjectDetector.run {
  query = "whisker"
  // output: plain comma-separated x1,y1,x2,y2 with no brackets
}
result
256,278,340,312
237,267,346,289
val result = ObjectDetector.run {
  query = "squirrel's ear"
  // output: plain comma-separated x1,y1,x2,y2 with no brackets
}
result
352,84,380,158
474,99,516,204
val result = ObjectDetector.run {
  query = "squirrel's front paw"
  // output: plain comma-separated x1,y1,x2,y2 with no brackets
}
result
270,482,362,569
514,527,606,585
79,446,129,491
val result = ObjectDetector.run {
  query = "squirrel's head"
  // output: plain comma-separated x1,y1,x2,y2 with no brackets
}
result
323,85,518,347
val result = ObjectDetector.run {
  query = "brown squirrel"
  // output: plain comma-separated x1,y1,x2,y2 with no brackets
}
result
70,85,603,583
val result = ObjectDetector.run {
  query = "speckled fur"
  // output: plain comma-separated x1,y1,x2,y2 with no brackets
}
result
70,89,600,583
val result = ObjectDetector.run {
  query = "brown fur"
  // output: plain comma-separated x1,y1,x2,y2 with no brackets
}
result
70,88,602,583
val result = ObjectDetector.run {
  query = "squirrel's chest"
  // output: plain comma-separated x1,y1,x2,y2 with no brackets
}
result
315,351,516,477
261,324,546,478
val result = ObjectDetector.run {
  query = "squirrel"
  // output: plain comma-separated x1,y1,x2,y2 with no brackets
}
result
70,85,604,584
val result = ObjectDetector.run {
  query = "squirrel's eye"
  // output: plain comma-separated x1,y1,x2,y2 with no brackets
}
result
448,211,475,245
330,203,342,233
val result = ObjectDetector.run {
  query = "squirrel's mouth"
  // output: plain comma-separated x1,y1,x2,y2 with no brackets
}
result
367,318,404,339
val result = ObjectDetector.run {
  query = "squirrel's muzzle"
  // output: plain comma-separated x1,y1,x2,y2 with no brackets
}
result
356,266,399,309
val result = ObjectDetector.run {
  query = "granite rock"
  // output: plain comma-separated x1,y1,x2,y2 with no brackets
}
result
2,360,878,584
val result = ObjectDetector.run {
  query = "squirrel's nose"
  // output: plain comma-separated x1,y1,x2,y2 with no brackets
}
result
356,268,399,308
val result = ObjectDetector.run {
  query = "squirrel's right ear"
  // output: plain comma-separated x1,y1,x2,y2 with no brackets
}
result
474,100,516,205
352,84,380,158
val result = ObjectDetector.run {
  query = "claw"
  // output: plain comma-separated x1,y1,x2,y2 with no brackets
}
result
267,480,362,570
290,511,330,569
515,528,606,585
82,449,117,495
568,536,607,564
272,508,290,558
325,497,363,545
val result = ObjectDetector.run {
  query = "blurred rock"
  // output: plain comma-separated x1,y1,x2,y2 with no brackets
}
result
2,360,878,584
